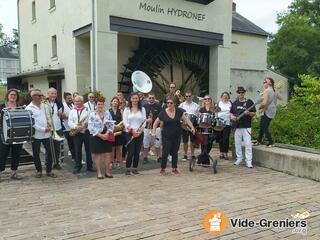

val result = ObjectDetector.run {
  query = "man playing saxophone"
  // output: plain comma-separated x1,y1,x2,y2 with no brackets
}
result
68,95,93,174
26,89,57,178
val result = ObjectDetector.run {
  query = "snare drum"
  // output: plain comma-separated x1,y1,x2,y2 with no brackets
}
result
198,113,214,128
188,114,198,127
0,109,35,144
213,117,226,132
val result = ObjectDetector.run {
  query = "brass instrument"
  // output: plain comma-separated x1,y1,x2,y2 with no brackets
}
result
113,121,124,136
181,112,193,132
175,90,184,101
69,115,88,137
42,97,64,142
147,112,153,134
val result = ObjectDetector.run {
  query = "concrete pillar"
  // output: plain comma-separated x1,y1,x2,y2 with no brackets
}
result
209,45,231,101
94,31,118,102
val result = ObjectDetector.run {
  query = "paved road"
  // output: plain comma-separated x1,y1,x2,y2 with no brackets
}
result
0,149,319,239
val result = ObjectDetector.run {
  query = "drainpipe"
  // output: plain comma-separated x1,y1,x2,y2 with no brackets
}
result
91,0,96,91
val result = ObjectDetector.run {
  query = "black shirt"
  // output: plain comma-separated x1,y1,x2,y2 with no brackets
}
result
144,102,162,121
158,108,184,138
230,99,256,128
199,107,213,114
109,108,122,124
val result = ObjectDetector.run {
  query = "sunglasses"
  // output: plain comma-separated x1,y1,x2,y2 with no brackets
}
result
185,95,192,98
238,92,245,94
33,94,43,97
204,98,211,100
167,102,174,104
169,86,175,89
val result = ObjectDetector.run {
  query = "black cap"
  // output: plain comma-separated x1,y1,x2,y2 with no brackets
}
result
236,86,246,93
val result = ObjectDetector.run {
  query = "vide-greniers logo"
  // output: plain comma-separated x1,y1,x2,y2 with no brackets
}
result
203,210,228,235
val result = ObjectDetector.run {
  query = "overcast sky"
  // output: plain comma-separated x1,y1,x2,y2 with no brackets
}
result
0,0,294,36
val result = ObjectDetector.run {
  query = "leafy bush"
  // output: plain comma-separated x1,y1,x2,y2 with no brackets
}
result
252,74,320,149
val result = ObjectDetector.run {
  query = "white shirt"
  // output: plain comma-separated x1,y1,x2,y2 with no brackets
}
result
47,100,62,131
68,107,89,134
123,107,146,132
84,101,96,113
179,101,199,115
26,102,51,139
217,100,232,125
62,102,74,131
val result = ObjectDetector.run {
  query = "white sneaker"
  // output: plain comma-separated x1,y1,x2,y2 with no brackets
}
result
246,162,253,168
68,151,72,156
234,159,242,166
81,160,86,165
168,155,172,162
148,150,155,156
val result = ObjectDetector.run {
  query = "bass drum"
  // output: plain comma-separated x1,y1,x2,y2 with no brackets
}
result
0,109,35,145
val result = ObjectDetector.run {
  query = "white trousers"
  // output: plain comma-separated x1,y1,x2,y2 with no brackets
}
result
234,128,252,163
143,127,162,148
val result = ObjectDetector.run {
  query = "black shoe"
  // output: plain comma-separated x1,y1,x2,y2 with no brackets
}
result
87,168,95,172
143,158,149,164
97,176,104,180
53,164,62,170
132,169,140,175
73,168,81,174
105,174,114,178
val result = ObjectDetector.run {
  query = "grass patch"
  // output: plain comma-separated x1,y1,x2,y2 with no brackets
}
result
0,85,6,104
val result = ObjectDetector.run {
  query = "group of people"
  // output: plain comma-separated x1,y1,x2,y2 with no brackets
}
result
0,77,280,181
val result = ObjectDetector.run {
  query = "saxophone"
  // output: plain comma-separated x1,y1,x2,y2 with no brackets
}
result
70,115,88,136
113,121,124,137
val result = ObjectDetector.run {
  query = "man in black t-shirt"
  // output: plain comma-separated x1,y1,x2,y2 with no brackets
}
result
230,86,256,168
143,93,162,163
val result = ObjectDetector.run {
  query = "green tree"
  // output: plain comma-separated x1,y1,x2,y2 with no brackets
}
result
268,0,320,80
0,24,19,49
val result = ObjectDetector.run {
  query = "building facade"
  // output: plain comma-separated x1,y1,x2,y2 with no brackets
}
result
12,0,287,102
0,47,19,85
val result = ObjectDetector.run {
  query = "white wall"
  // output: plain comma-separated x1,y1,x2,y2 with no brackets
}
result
18,0,92,92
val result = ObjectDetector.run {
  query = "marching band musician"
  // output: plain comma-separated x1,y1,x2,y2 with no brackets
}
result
62,92,75,160
217,92,232,160
84,92,96,113
152,95,195,176
0,89,23,180
197,94,217,162
179,90,199,162
26,89,57,178
230,86,256,168
109,96,124,169
162,83,180,108
68,95,93,174
123,92,146,176
116,91,128,111
143,93,162,164
88,96,114,179
47,88,64,170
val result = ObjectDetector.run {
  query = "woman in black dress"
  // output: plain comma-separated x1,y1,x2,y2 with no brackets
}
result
109,96,124,168
152,95,195,176
0,89,23,180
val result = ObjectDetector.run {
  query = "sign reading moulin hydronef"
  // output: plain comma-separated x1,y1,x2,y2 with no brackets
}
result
139,2,206,21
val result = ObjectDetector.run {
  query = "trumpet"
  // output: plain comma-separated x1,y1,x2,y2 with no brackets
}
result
70,115,88,137
175,90,184,100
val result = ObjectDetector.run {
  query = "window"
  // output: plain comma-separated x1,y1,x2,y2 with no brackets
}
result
32,1,36,21
51,35,57,58
33,44,38,63
50,0,56,9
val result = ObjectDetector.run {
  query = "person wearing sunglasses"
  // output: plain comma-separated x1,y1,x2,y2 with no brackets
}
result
178,90,199,162
84,93,96,113
230,86,256,168
152,95,195,176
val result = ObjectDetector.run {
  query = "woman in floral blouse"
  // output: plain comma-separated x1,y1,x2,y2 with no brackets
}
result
88,96,115,179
